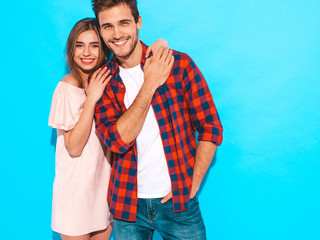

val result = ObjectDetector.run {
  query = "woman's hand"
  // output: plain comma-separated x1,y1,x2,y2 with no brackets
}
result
85,68,111,104
146,39,169,58
64,68,111,157
144,47,174,91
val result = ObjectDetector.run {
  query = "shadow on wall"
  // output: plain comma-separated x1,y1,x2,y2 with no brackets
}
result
65,63,70,76
52,231,61,240
51,128,57,150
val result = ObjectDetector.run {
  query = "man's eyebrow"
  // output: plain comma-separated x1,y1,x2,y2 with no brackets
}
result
100,19,132,28
120,19,132,22
100,22,111,28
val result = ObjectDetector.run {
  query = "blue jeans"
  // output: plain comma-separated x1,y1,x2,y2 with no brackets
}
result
113,196,206,240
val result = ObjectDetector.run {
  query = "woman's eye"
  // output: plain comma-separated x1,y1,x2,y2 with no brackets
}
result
75,44,83,47
92,45,99,48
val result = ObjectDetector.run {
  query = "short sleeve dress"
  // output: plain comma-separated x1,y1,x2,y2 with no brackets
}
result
48,81,112,236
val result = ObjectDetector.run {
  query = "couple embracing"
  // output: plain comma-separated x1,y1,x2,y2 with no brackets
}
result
49,0,223,239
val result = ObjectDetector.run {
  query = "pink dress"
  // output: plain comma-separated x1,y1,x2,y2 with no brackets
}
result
48,81,112,236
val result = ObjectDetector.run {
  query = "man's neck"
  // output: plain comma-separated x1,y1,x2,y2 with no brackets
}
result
116,41,143,69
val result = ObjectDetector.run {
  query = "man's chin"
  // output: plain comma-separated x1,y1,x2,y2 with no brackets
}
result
112,49,133,60
114,52,130,59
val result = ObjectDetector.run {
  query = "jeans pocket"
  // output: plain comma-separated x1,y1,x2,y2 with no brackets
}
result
188,195,199,209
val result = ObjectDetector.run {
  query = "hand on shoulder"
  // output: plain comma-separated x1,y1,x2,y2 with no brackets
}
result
144,47,175,90
85,68,111,104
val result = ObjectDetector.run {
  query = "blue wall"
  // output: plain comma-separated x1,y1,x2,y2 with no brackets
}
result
1,0,319,239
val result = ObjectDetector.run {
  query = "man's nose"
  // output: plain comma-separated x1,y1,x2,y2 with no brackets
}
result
113,27,122,39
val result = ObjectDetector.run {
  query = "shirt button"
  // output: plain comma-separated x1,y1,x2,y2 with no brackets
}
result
172,185,178,193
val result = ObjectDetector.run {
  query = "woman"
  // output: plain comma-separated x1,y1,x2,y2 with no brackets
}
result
48,18,170,240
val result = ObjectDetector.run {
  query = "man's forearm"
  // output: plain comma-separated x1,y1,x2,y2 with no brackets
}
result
116,47,174,145
191,141,217,197
116,83,156,144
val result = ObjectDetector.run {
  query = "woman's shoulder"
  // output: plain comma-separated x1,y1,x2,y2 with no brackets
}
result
49,74,85,130
61,73,81,88
52,74,85,99
57,74,85,93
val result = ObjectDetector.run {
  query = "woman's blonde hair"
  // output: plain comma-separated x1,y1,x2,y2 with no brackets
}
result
66,18,109,84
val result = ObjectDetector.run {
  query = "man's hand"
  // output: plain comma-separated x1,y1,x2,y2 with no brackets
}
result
190,185,199,199
161,141,217,204
143,47,174,91
161,191,172,204
160,186,197,204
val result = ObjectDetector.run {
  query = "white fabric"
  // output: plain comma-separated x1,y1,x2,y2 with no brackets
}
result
48,81,112,236
119,65,171,198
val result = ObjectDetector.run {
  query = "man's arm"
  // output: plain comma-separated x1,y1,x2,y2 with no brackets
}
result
190,141,217,197
95,48,174,153
161,141,217,203
185,54,223,197
161,54,223,203
117,47,174,144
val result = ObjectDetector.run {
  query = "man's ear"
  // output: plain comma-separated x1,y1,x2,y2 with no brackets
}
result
137,15,142,30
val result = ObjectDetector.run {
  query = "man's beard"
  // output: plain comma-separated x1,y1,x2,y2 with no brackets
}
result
110,30,139,60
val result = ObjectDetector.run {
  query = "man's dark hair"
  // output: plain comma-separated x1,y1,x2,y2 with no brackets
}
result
92,0,139,23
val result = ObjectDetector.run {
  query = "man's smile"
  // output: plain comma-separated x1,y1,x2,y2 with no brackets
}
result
112,39,129,47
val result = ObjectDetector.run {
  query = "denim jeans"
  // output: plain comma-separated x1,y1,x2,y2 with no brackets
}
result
113,196,207,240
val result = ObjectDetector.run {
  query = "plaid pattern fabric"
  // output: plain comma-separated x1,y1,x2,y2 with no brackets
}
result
94,42,223,221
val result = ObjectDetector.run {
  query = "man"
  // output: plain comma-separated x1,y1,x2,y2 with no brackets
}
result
92,0,223,239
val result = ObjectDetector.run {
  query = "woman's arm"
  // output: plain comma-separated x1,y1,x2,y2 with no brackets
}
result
64,68,111,157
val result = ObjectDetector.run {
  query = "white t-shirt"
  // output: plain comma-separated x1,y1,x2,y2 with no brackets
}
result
119,65,171,198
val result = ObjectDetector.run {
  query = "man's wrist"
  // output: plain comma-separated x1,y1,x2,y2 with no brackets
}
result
141,80,159,93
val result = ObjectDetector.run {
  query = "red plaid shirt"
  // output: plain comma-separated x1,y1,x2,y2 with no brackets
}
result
94,42,223,221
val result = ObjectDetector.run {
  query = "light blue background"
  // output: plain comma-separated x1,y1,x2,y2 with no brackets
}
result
1,0,319,239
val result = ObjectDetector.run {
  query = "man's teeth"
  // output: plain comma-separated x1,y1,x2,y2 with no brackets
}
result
115,40,127,45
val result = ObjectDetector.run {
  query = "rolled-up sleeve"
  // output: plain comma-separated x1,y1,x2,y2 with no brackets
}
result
94,86,134,154
183,54,223,146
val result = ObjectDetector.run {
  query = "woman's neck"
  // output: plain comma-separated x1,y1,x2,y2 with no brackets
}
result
71,71,89,88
